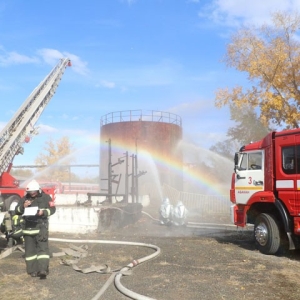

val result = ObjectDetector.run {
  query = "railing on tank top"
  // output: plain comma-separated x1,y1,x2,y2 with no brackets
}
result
101,110,182,127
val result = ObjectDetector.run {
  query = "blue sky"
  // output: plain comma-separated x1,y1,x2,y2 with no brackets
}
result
1,0,299,177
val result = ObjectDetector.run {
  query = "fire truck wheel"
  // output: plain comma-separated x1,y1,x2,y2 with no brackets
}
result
254,213,281,255
4,195,21,211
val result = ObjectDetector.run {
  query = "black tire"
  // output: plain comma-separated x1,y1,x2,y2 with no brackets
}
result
254,213,281,255
4,195,21,211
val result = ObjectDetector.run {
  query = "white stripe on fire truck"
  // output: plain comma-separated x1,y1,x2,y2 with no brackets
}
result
276,180,294,188
235,186,263,190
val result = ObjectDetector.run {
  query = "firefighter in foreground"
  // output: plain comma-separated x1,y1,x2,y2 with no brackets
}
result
15,180,56,279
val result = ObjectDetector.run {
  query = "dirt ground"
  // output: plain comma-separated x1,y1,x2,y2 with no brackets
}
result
1,211,300,300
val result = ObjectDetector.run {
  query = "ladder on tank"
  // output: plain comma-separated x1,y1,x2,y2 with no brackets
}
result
0,58,71,175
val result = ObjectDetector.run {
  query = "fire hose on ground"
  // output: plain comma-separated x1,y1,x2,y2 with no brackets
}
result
49,237,161,300
0,209,251,299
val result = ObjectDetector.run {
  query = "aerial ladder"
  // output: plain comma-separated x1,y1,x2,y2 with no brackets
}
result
0,58,71,210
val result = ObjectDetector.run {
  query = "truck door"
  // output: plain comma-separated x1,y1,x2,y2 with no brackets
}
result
235,151,264,205
274,133,299,215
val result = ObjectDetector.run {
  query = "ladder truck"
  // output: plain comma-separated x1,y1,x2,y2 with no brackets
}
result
0,58,71,211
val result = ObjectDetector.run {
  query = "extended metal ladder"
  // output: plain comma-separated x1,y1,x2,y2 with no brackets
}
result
0,58,71,175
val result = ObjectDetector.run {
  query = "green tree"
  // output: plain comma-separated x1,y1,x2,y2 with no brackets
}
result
210,104,271,161
215,11,300,129
34,136,76,182
210,139,237,160
227,104,271,145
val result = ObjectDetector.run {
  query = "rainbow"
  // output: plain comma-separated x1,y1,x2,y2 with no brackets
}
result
99,136,230,197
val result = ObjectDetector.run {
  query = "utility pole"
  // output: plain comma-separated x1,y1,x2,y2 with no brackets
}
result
124,151,128,203
135,154,138,203
131,154,135,203
107,139,112,202
134,138,138,203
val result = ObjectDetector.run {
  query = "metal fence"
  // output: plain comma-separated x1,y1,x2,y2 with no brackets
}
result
162,184,230,217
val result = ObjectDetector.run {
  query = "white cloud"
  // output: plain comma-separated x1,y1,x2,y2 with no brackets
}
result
0,48,39,66
61,113,69,120
97,80,116,89
61,128,88,136
36,49,63,65
200,0,300,28
36,124,58,134
121,0,137,5
37,48,89,76
168,100,209,117
64,52,89,76
0,47,88,76
60,113,80,121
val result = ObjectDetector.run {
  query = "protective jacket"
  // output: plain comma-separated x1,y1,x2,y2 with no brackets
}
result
15,191,56,235
0,198,4,212
1,212,24,234
0,212,12,233
0,211,24,246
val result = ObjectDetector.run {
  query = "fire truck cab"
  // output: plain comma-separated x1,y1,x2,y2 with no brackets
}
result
231,129,300,254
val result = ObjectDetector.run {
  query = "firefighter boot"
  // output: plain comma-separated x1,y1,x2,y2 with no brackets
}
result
38,271,47,279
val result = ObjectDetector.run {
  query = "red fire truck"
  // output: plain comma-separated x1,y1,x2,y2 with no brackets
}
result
0,58,71,211
230,129,300,254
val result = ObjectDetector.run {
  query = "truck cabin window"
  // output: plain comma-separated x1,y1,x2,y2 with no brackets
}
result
282,146,300,174
239,152,262,171
248,152,262,170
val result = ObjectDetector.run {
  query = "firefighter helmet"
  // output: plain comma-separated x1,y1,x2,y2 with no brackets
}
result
26,180,40,192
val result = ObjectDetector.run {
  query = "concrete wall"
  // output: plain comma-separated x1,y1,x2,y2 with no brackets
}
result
49,207,98,234
0,194,150,234
0,207,98,234
54,193,105,206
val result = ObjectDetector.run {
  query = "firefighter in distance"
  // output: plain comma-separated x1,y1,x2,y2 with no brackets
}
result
15,180,56,279
0,200,24,247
